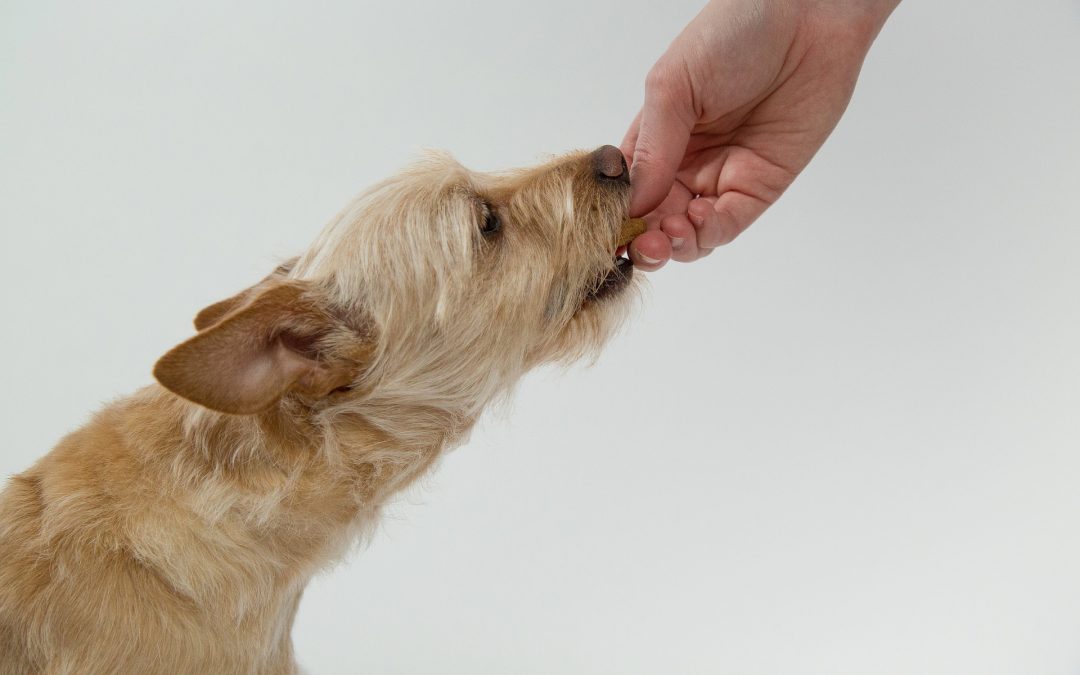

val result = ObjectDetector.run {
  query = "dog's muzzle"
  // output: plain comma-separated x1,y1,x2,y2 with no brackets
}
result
587,217,644,301
589,256,634,300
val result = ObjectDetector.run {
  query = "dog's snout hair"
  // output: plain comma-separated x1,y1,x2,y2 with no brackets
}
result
0,148,640,674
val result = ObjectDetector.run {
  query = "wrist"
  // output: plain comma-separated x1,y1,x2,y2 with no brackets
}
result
856,0,901,33
803,0,900,48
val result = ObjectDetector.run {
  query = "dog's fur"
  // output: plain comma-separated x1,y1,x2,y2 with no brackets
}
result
0,148,638,674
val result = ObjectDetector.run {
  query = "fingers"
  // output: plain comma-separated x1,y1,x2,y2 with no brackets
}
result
628,229,671,271
619,109,642,164
658,212,700,262
687,192,769,249
630,192,769,269
627,64,695,217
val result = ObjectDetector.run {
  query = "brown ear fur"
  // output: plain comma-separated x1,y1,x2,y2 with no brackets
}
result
193,258,299,331
156,281,362,414
193,297,244,332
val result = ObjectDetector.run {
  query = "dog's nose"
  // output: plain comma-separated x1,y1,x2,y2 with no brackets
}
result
594,145,629,184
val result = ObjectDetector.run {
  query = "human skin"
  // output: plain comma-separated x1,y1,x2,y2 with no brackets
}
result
622,0,901,269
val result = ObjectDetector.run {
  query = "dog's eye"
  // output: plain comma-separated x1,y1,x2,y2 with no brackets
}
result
480,206,501,237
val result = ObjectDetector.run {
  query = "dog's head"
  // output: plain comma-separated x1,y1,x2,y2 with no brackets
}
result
155,146,639,421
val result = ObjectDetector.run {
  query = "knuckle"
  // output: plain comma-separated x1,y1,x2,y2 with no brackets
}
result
670,242,698,263
695,222,735,249
643,61,669,90
631,145,658,167
644,63,670,92
644,60,686,100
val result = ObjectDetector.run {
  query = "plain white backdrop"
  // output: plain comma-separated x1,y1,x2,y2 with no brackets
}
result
3,1,1079,673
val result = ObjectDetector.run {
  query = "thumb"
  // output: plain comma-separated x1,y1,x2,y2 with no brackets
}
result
628,67,694,216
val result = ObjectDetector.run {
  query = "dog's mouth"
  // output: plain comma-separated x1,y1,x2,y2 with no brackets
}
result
588,256,633,301
585,218,645,302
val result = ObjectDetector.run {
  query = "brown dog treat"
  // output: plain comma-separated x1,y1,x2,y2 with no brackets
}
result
617,217,647,247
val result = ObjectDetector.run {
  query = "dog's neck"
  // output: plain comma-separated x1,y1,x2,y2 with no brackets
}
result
117,385,472,622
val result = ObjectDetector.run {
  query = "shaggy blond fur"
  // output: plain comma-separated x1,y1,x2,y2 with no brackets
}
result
0,147,639,674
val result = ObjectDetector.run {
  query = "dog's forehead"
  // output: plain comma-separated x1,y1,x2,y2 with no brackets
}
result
394,155,519,209
294,151,594,284
459,151,587,193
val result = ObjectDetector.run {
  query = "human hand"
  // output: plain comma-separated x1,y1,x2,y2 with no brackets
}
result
622,0,899,269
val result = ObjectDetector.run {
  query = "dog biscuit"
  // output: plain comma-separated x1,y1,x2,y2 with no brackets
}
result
617,217,647,247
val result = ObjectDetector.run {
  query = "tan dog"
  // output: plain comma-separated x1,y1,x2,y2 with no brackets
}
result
0,146,642,674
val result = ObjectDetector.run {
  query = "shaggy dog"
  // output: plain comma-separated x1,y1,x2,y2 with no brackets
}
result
0,145,642,674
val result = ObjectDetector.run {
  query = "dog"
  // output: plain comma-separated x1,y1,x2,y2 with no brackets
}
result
0,145,642,674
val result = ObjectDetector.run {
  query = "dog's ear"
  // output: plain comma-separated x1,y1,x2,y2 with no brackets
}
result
193,295,245,332
155,281,365,415
193,258,299,331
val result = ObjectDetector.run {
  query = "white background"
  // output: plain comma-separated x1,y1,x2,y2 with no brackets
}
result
3,1,1079,673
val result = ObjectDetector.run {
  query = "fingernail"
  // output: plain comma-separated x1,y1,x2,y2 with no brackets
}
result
637,251,662,265
670,237,685,250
